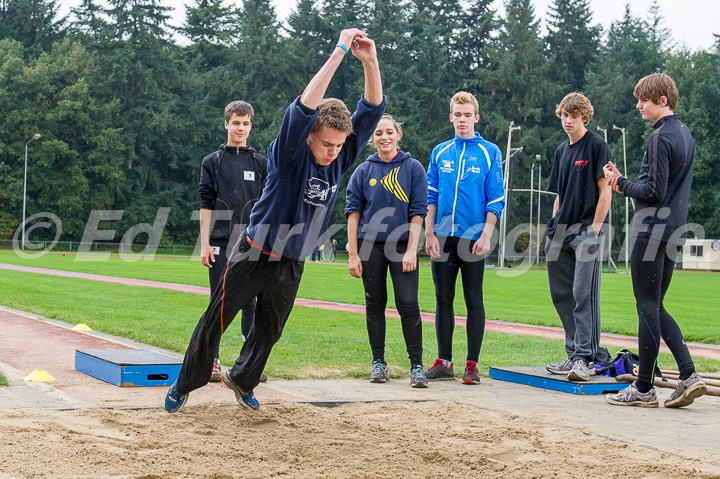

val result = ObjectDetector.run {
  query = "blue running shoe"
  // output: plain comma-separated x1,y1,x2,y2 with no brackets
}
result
221,369,260,410
164,383,188,413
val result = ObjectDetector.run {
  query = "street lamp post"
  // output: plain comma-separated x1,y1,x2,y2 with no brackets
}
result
613,125,629,272
500,122,523,268
535,154,542,265
597,126,611,273
22,133,41,250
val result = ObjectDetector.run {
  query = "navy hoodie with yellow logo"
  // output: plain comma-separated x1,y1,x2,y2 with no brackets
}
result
345,150,428,243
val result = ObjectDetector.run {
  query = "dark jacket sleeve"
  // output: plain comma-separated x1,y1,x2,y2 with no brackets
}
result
268,96,319,172
258,153,269,191
198,154,217,210
408,159,428,219
617,133,670,203
344,163,366,217
341,95,388,174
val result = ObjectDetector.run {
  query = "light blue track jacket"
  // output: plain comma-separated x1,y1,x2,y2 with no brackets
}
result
427,132,505,240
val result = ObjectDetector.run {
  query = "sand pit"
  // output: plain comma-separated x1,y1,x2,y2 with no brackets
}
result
1,400,718,479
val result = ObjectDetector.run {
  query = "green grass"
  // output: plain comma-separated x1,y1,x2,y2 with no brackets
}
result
0,372,7,386
2,250,719,344
0,269,718,381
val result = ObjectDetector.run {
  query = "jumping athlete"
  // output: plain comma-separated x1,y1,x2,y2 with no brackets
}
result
545,93,611,382
345,114,428,388
604,73,707,408
197,100,268,383
424,91,505,385
164,28,385,413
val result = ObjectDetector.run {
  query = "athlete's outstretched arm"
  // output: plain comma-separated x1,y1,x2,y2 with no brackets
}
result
301,28,371,109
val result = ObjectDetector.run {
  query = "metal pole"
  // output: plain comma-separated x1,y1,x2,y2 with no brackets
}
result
536,155,542,265
529,163,534,265
500,122,522,268
21,134,41,250
614,125,629,272
22,143,28,250
598,126,610,272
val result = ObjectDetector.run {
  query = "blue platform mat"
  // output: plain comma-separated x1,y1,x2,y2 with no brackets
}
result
489,366,630,395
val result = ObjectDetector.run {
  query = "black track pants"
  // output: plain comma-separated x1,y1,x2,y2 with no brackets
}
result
208,238,257,357
176,233,303,395
631,237,695,390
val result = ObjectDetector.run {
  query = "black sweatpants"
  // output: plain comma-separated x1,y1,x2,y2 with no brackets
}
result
209,238,257,357
431,236,486,364
359,239,423,367
176,233,303,395
631,236,695,391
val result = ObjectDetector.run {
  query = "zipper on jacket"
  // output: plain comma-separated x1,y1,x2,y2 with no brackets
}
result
451,142,466,234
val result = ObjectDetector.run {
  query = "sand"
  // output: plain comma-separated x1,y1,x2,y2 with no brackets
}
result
1,400,718,479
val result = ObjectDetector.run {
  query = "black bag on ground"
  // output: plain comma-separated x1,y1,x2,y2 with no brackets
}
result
594,349,662,378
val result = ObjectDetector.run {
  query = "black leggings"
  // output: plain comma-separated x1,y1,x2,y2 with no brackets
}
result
431,236,486,364
631,237,695,391
360,240,423,367
209,239,257,358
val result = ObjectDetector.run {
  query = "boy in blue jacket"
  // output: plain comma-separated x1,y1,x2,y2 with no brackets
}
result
425,91,505,384
165,28,386,413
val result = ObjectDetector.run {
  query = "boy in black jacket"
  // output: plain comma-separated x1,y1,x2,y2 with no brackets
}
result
604,73,707,408
198,101,268,382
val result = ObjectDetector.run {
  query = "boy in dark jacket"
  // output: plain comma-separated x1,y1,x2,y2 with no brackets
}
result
165,28,386,413
604,73,707,408
197,100,268,382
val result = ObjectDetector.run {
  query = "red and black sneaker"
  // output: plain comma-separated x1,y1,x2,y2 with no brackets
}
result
425,358,454,380
462,360,480,385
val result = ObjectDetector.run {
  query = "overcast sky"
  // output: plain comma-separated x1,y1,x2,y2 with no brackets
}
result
57,0,719,52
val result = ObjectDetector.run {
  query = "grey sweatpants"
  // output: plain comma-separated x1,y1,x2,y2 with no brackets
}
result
546,230,602,362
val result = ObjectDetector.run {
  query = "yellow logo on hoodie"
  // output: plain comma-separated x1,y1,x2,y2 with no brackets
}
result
381,167,408,203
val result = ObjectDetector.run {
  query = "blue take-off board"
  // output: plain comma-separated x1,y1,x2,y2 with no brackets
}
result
489,366,630,395
75,349,183,387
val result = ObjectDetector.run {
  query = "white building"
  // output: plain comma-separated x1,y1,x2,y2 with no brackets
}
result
682,239,720,271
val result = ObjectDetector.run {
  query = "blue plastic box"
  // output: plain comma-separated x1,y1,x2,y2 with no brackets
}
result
75,349,183,387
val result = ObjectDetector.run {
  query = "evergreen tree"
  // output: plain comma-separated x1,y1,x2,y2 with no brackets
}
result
0,0,64,55
585,5,666,255
179,0,239,46
667,43,720,237
0,38,126,239
68,0,107,44
546,0,601,92
483,0,559,239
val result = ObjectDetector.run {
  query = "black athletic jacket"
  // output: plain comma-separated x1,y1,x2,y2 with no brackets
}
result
198,143,268,241
617,115,694,245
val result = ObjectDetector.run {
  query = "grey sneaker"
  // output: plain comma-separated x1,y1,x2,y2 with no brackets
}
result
546,358,572,375
369,361,389,383
426,358,455,380
664,373,707,408
605,382,659,407
410,366,428,388
567,359,590,382
209,358,222,382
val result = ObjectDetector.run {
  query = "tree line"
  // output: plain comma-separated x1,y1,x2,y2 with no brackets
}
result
1,0,718,252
